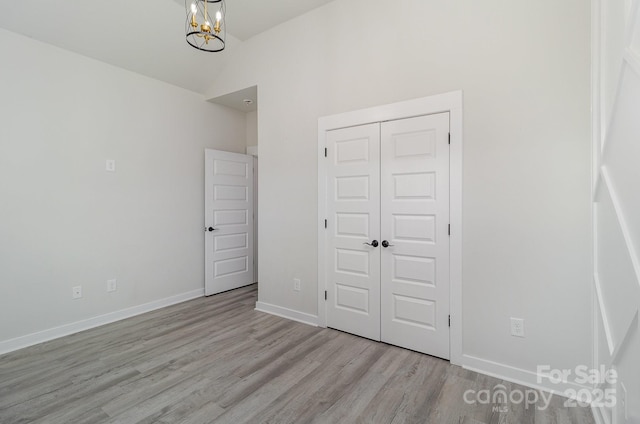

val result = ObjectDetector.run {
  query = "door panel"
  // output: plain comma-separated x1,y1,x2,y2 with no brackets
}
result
380,113,450,359
205,149,254,295
326,123,381,341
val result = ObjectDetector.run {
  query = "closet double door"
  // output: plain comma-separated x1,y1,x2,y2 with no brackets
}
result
325,113,450,359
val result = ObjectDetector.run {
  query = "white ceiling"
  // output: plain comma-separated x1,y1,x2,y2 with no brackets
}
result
209,85,257,112
223,0,333,41
0,0,333,94
173,0,334,42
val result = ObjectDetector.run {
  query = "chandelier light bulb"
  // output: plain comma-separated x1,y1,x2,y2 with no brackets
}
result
190,3,197,15
216,11,222,22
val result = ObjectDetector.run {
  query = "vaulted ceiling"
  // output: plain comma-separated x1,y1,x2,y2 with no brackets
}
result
0,0,333,94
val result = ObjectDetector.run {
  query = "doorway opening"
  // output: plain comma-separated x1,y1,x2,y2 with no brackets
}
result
208,85,259,293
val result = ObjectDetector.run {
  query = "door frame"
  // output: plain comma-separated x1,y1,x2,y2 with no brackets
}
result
247,146,259,283
317,91,463,365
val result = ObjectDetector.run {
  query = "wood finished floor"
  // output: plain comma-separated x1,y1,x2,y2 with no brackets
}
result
0,284,594,424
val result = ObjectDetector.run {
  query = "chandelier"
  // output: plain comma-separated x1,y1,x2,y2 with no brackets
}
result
185,0,225,52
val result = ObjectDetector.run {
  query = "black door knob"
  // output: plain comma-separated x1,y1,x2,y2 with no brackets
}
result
208,227,217,232
381,240,394,248
364,240,379,247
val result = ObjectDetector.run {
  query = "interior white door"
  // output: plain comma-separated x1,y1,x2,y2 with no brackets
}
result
380,113,450,359
204,149,254,296
325,123,381,341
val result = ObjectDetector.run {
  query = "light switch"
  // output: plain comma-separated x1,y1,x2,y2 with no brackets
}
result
106,160,116,172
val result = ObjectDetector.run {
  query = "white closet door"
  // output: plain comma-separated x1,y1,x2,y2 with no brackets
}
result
205,149,254,296
325,123,381,341
380,113,450,359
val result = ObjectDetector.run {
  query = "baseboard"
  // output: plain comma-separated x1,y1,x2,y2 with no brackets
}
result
255,301,318,327
0,288,204,355
462,354,593,399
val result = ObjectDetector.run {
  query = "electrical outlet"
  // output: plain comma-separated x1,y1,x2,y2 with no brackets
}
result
72,286,82,299
107,279,117,293
293,278,301,292
106,159,116,172
510,318,525,337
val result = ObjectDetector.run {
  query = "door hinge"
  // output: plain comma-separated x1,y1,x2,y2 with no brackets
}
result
448,315,451,327
448,133,451,144
448,224,451,236
325,290,327,300
324,147,327,157
324,219,327,229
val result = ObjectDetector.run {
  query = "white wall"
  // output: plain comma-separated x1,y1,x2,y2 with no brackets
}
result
206,0,592,390
0,28,246,347
246,110,258,147
592,0,640,422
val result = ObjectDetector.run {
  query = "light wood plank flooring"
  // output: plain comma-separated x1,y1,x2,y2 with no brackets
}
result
0,284,594,424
